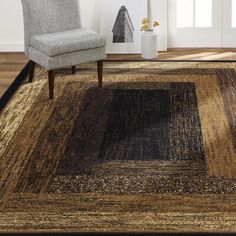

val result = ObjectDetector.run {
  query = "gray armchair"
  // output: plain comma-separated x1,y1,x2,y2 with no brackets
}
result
21,0,106,99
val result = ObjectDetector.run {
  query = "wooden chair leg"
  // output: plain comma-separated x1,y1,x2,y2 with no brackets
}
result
29,60,36,83
48,70,55,99
97,61,103,88
72,66,76,74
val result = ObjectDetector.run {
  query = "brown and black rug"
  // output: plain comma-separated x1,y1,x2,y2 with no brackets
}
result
1,62,236,232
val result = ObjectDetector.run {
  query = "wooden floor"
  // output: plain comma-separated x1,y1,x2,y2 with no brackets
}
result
1,48,236,98
108,48,236,61
0,53,27,97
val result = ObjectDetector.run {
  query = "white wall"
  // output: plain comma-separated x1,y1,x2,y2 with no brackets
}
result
80,0,100,31
0,0,24,51
153,0,168,51
0,0,167,52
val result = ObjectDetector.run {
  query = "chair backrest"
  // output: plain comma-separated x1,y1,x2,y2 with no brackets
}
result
21,0,81,55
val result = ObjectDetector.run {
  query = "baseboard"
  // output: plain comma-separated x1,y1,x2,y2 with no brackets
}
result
0,43,24,52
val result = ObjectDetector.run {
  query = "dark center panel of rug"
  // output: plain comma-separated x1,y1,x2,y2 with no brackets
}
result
57,82,205,175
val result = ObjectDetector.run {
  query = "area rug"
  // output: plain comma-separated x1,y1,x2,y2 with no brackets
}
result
1,62,236,232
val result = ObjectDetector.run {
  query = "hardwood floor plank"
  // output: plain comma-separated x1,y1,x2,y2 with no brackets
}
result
0,52,27,98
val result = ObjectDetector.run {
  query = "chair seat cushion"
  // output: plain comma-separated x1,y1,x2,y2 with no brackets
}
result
30,28,106,57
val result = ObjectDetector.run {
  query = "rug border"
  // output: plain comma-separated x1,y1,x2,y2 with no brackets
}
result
0,59,236,113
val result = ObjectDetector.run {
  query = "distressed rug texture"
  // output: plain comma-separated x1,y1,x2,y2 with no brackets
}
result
1,62,236,232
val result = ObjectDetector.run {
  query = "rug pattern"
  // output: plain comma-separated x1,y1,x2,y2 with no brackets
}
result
1,62,236,232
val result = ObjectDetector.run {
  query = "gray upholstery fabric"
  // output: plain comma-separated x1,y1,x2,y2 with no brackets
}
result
21,0,106,71
21,0,81,55
29,46,106,70
30,28,106,57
